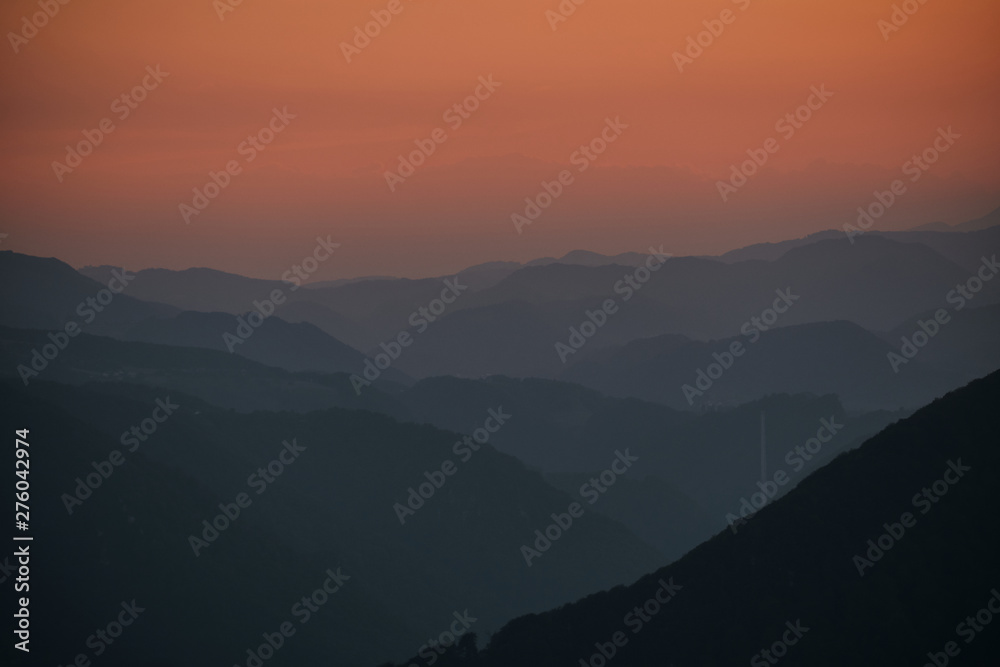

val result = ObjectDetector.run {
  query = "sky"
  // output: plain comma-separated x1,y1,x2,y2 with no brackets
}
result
1,0,998,280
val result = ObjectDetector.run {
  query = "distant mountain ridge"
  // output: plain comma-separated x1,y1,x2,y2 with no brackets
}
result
119,310,411,381
716,222,999,268
73,203,999,290
0,250,177,335
7,235,998,415
561,319,972,411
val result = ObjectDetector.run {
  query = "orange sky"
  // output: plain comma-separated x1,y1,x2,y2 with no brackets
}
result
1,0,998,279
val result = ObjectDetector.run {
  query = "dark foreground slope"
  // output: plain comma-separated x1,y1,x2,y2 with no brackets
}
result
391,371,1000,666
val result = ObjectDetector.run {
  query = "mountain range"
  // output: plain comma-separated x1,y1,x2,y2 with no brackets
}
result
1,211,998,666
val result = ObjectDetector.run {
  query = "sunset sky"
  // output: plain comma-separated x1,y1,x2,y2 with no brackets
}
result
2,0,998,279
